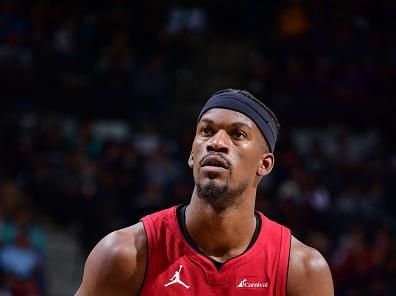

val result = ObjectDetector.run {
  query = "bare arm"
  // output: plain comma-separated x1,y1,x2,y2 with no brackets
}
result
75,222,147,296
287,236,334,296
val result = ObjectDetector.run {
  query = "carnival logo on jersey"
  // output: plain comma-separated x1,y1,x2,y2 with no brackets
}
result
164,264,190,289
237,278,269,288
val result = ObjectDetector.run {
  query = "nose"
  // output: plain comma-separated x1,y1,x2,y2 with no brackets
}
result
206,130,229,154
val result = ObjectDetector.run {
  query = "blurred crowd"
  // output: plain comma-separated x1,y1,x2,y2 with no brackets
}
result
0,0,396,295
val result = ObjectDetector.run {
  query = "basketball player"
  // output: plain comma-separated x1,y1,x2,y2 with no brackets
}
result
75,89,334,295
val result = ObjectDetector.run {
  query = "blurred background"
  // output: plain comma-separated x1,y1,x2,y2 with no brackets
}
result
0,0,395,295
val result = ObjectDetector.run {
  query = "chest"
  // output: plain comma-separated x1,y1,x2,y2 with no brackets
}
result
139,254,277,296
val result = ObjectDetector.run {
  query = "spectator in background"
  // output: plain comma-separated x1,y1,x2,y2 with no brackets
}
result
0,181,45,295
277,0,310,39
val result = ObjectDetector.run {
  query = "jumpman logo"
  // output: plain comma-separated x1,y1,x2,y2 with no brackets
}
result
164,264,190,289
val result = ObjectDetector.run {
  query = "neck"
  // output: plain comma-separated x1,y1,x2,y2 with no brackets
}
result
185,188,257,263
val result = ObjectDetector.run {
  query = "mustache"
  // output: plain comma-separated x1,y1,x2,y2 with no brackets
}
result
199,152,232,170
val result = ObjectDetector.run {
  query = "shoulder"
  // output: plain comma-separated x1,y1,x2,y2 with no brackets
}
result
75,222,147,296
287,236,334,296
92,222,147,277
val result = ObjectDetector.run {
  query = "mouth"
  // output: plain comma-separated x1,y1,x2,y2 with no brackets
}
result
200,155,229,170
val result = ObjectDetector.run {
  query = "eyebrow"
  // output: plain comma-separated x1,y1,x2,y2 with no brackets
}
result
199,118,253,130
199,118,215,125
230,122,253,130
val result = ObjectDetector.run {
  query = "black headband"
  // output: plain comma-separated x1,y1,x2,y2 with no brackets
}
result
198,91,278,152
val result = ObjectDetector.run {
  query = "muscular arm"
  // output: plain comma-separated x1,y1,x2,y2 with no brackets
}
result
287,236,334,296
75,222,147,296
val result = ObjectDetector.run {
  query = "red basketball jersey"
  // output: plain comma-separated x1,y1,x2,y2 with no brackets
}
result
139,206,291,295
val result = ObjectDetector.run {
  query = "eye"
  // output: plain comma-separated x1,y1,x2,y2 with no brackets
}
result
200,126,213,136
232,130,246,139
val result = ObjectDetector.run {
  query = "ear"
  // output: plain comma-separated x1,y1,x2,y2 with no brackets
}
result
188,152,194,168
257,153,274,176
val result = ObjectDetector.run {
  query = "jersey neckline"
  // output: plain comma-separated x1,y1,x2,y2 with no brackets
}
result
175,204,264,273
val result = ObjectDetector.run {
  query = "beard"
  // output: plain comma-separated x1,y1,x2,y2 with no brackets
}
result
195,178,248,210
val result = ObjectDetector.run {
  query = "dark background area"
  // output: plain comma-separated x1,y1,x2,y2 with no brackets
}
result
0,0,395,295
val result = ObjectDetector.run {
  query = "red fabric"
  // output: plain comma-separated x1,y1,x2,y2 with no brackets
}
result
140,206,291,295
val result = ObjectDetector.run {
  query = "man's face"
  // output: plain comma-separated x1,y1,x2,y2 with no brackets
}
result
189,108,273,207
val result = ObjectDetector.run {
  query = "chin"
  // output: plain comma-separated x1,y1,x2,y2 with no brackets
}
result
196,179,228,200
199,175,229,189
195,176,249,209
